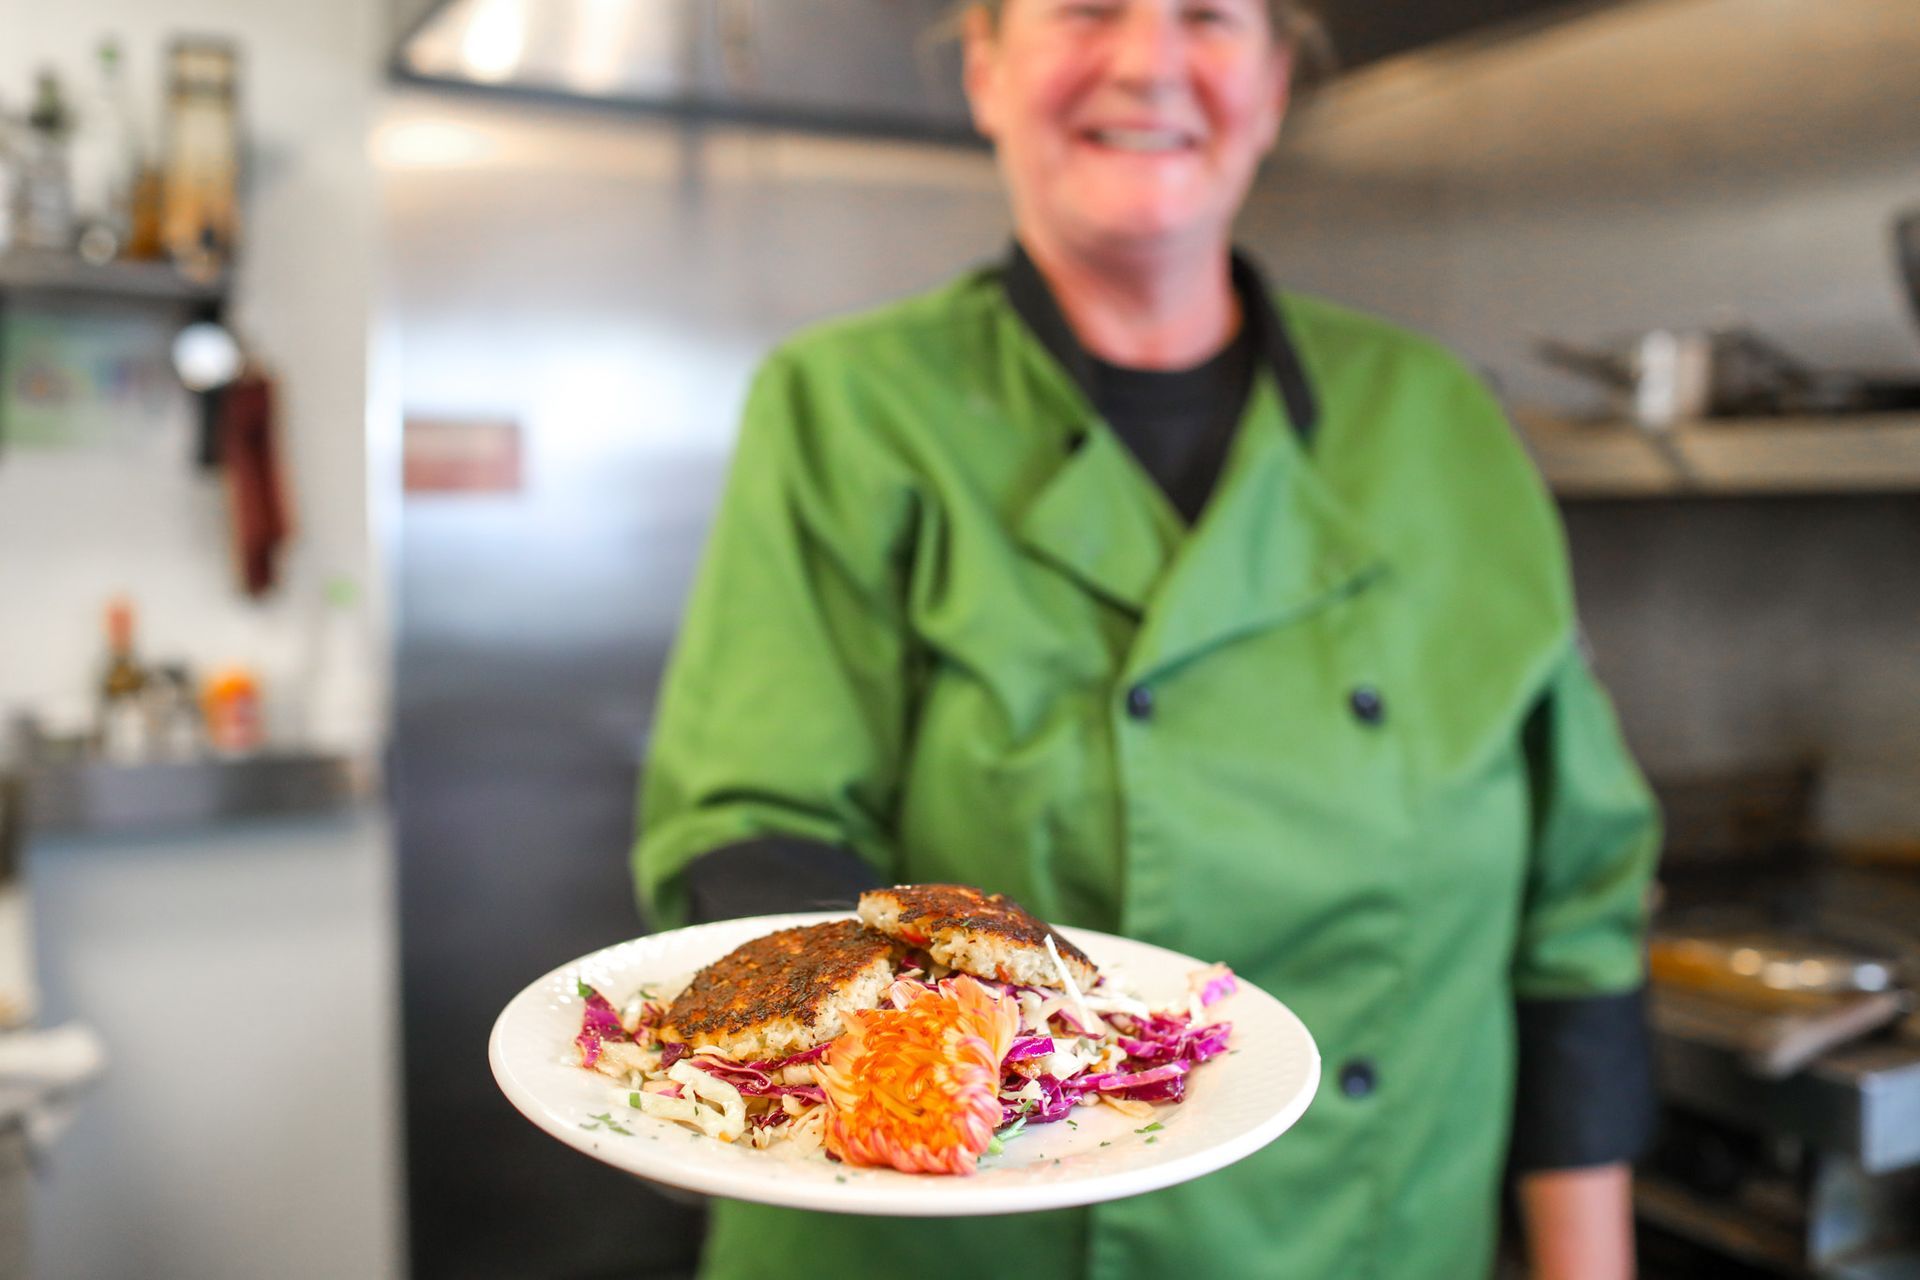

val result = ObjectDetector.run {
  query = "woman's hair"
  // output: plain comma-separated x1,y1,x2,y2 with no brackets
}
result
953,1,1338,91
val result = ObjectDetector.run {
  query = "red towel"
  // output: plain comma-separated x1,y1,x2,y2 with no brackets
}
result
219,372,293,596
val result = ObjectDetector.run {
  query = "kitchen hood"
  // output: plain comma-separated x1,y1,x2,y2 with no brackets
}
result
389,0,1600,142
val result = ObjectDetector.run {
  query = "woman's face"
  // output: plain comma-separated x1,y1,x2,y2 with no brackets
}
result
964,0,1291,262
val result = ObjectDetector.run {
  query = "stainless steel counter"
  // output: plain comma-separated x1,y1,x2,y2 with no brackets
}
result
1655,1025,1920,1175
21,753,372,837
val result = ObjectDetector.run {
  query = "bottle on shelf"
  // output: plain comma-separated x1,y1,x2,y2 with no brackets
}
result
201,665,263,757
20,69,76,253
162,38,239,283
95,597,149,763
69,37,147,265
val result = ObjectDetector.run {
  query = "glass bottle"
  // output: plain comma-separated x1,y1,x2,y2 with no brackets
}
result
96,597,150,763
71,38,146,264
20,69,76,252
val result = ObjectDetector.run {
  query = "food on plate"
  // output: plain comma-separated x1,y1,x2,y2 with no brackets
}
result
570,884,1238,1175
657,919,896,1062
858,883,1100,991
818,974,1017,1174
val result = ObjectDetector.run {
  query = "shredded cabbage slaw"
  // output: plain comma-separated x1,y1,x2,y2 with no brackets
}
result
570,950,1238,1168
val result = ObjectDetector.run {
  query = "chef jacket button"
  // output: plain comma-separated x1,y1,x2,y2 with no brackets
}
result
1125,683,1155,721
1338,1058,1378,1099
1066,430,1089,454
1349,685,1385,726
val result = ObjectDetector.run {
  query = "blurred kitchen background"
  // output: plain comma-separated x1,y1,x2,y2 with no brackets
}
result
0,0,1916,1277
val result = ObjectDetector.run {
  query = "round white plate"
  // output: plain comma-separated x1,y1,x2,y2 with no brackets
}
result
490,912,1320,1216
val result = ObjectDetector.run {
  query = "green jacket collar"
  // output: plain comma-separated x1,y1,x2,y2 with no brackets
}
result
1001,267,1386,673
998,240,1320,447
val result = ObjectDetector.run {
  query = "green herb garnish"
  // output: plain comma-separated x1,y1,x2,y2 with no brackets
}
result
1134,1122,1163,1134
581,1112,632,1135
576,979,595,999
1145,1136,1157,1145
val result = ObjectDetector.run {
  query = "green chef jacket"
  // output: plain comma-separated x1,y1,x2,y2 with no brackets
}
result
633,254,1660,1280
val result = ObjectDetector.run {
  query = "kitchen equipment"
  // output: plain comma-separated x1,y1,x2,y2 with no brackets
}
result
1537,327,1920,426
1649,929,1908,1078
1897,208,1920,337
0,767,30,1030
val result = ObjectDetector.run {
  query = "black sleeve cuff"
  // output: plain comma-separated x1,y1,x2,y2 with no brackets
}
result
682,836,887,925
1509,985,1658,1173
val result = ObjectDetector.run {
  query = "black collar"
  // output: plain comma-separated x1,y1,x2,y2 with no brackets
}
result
999,241,1319,445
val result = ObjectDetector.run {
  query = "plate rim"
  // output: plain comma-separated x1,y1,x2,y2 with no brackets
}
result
489,912,1321,1216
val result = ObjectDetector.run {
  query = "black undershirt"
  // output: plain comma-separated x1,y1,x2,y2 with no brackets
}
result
1090,326,1257,525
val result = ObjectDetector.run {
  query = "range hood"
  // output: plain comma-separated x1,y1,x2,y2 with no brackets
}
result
390,0,1596,142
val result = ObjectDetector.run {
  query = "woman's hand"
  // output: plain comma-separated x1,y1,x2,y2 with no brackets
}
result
1517,1163,1636,1280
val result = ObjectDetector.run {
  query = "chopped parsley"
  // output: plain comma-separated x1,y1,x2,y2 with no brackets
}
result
581,1112,632,1135
575,979,595,999
1134,1122,1163,1134
1066,1119,1078,1129
835,1174,848,1184
1145,1136,1158,1145
986,1115,1030,1157
1098,1141,1112,1148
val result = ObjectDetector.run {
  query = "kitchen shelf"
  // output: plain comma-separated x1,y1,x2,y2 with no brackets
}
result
22,751,373,838
1514,411,1920,499
0,247,226,306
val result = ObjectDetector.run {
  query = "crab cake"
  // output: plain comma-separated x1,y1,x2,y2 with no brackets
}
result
858,884,1099,991
658,920,896,1061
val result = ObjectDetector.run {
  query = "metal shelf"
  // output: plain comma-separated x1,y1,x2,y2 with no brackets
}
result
22,752,373,837
0,248,226,305
1515,411,1920,499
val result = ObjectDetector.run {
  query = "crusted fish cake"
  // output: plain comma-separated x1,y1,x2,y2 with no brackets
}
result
858,884,1099,991
657,919,896,1061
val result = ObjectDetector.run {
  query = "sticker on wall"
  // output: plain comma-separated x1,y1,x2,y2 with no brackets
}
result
0,307,185,449
403,416,523,494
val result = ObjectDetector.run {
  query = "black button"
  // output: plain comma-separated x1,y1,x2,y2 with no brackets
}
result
1349,685,1385,725
1066,430,1089,455
1125,684,1155,720
1338,1058,1378,1099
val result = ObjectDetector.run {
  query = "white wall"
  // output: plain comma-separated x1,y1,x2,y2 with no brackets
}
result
0,2,400,1277
0,0,388,747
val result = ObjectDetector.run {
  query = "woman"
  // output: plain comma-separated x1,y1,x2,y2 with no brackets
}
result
635,2,1658,1277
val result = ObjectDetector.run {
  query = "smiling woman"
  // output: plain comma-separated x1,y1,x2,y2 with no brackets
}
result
634,2,1661,1278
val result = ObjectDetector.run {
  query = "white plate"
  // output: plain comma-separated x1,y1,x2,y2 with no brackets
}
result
489,912,1320,1217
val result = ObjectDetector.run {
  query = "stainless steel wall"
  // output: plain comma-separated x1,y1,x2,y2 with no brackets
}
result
378,92,1010,1278
1239,0,1920,839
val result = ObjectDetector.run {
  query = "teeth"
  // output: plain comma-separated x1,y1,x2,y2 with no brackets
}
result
1090,128,1189,152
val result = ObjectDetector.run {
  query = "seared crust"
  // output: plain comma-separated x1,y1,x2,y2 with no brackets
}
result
658,920,896,1058
858,884,1099,989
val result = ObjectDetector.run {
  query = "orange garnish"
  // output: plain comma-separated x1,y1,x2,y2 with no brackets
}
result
817,974,1019,1175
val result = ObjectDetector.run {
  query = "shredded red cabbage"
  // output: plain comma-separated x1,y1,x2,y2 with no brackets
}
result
1199,970,1239,1006
684,1057,828,1104
1000,1073,1078,1125
575,981,629,1067
1004,1036,1054,1062
744,1043,830,1071
1079,1061,1191,1093
1109,1013,1233,1068
659,1042,688,1069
